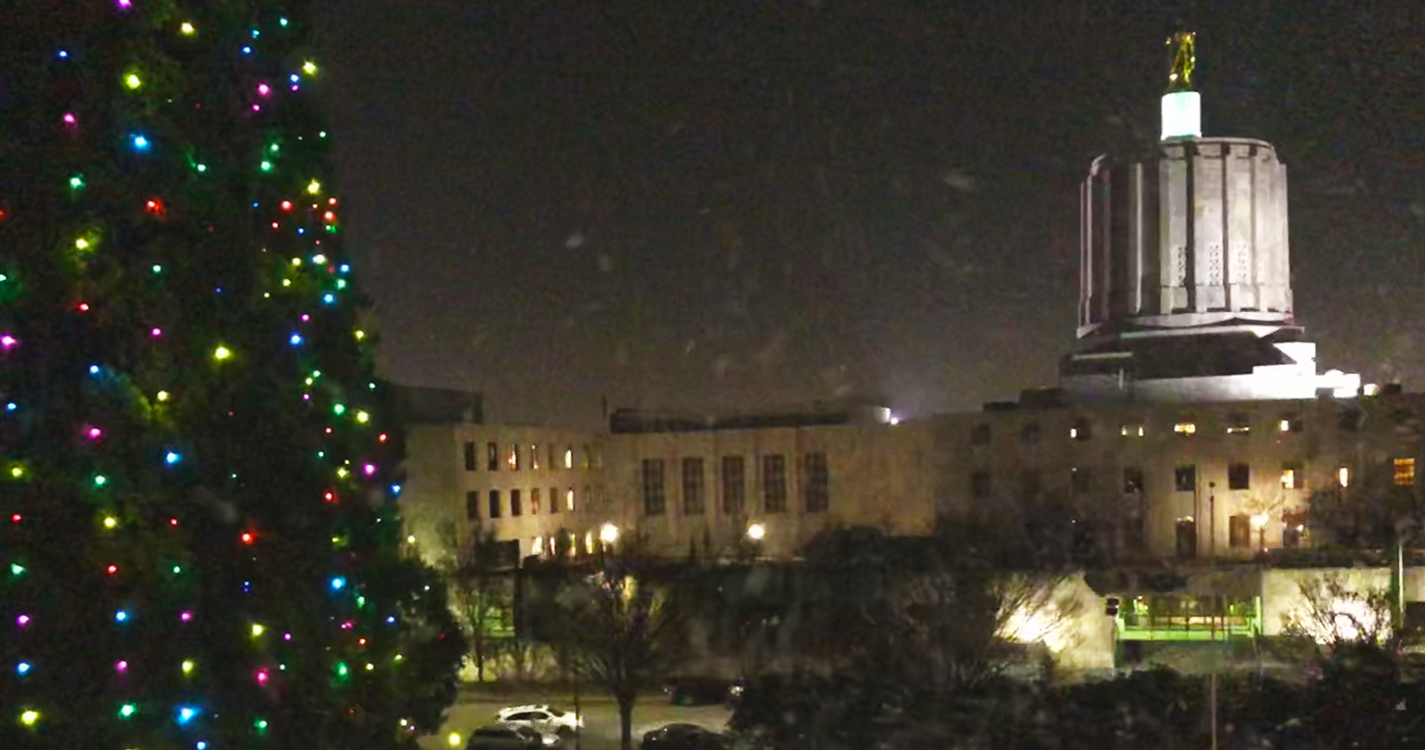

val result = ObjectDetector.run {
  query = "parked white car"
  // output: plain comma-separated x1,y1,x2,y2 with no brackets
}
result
494,705,582,739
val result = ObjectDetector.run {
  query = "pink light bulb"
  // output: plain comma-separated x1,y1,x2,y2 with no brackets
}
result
180,611,193,622
363,463,377,477
302,394,311,401
341,620,354,630
283,633,292,641
117,0,132,8
150,327,162,338
1,335,18,349
63,113,77,125
300,314,310,322
252,104,261,112
115,660,128,672
17,614,30,627
88,427,103,439
255,668,269,685
257,84,270,97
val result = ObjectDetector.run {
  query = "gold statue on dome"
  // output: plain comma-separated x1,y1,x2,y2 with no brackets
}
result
1166,30,1196,91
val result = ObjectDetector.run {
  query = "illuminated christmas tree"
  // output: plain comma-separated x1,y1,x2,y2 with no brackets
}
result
0,3,465,748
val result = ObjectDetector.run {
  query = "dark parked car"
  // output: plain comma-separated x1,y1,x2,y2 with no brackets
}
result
465,723,545,749
663,675,730,706
641,723,727,750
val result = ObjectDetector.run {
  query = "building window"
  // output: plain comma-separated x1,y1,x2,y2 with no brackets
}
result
591,445,603,469
1123,467,1145,494
1069,417,1092,441
531,488,541,515
531,536,544,557
722,456,745,514
545,486,558,514
1020,422,1040,444
549,444,558,471
1019,469,1041,500
1176,517,1197,558
1071,467,1092,493
970,424,991,446
464,442,477,471
531,444,541,471
1395,458,1416,487
565,487,575,513
488,490,501,519
1175,465,1196,492
971,471,992,499
584,485,592,512
487,442,498,471
1337,466,1351,488
507,444,519,471
1174,422,1197,435
465,490,480,520
1225,413,1251,435
564,446,573,469
1279,415,1304,433
1283,524,1303,548
581,444,591,469
1124,511,1145,553
510,489,522,517
642,459,665,515
1229,515,1251,548
1228,462,1250,490
1120,423,1145,437
763,455,787,513
682,457,705,515
804,453,829,512
1281,461,1304,490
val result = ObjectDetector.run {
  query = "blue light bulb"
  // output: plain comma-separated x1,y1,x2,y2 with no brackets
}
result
89,365,100,374
242,46,252,54
322,294,335,304
165,452,181,465
115,610,129,623
330,577,346,591
132,134,150,150
176,706,199,725
289,334,303,346
6,402,15,412
17,661,31,675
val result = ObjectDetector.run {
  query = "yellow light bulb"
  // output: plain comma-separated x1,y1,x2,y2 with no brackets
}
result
180,22,196,35
156,390,170,402
306,180,321,195
251,624,264,637
213,345,232,361
354,329,366,340
125,73,142,90
356,410,370,423
75,237,91,250
10,466,23,478
104,516,118,529
20,709,40,727
182,659,195,674
336,467,349,479
303,61,318,75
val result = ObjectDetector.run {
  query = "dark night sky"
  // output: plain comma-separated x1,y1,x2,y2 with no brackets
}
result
313,0,1425,428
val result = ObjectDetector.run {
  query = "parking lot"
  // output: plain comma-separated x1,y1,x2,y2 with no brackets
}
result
418,688,732,750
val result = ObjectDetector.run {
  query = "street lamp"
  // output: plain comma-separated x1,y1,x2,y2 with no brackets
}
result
599,523,619,546
1250,513,1270,551
746,522,766,541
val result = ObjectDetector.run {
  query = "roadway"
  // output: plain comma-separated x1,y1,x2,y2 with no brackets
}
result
417,689,732,750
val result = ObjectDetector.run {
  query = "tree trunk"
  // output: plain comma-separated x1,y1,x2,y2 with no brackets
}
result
618,694,636,750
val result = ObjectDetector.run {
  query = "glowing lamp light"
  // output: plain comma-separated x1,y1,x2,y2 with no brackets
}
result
330,576,346,591
747,522,767,541
600,523,620,545
447,731,463,747
176,706,199,725
131,134,150,150
213,345,232,361
124,73,142,89
256,719,269,732
406,535,416,544
20,709,40,727
156,390,170,402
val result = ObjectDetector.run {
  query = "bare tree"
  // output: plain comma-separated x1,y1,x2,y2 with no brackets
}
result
1283,572,1395,649
441,525,514,683
550,543,688,750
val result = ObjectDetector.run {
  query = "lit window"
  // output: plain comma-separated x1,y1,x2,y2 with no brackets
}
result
531,537,543,556
1337,466,1350,488
507,444,519,471
564,447,573,469
1279,419,1291,432
584,531,595,554
1394,458,1416,487
566,488,575,512
1070,418,1091,441
1225,414,1250,435
1120,424,1144,437
1174,422,1196,435
531,445,540,471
